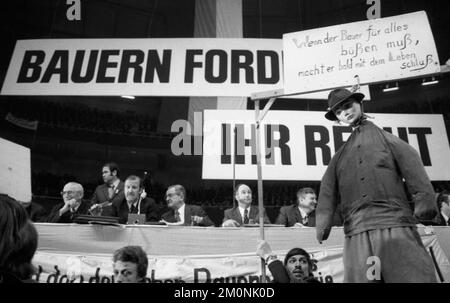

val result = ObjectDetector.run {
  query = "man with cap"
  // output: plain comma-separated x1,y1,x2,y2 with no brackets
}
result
256,240,319,283
316,88,438,282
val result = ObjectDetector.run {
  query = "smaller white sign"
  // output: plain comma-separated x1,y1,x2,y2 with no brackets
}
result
0,137,32,201
283,11,440,95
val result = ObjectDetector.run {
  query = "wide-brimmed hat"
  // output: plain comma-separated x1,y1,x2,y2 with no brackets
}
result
325,88,365,121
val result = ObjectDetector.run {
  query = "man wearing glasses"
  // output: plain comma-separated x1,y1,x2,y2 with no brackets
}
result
46,182,90,223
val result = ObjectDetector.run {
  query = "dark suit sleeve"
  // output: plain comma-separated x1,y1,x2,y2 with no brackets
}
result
91,187,100,205
268,260,290,283
223,209,232,222
275,207,288,226
46,204,67,223
384,131,438,221
317,153,340,242
109,201,119,217
144,198,160,222
195,206,215,227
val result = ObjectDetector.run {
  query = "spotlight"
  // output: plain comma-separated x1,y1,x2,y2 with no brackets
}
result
382,82,399,92
422,77,438,86
121,95,135,100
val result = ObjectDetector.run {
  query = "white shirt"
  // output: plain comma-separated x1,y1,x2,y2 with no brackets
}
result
110,179,120,190
298,207,310,224
442,212,449,226
238,205,251,222
176,203,186,224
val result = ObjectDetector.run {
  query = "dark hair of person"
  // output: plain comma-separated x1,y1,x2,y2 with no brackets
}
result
283,248,314,275
125,175,143,188
113,246,148,280
0,194,38,281
104,162,120,177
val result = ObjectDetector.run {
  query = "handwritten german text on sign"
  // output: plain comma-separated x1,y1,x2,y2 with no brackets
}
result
283,11,440,94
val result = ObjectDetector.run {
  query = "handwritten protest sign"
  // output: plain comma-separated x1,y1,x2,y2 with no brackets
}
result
282,11,440,95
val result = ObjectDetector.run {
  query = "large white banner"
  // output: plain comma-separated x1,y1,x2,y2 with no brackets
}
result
31,224,450,283
0,38,370,99
202,110,450,180
283,11,440,95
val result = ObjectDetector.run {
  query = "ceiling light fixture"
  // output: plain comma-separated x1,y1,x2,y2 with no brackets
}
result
382,82,399,92
421,77,439,86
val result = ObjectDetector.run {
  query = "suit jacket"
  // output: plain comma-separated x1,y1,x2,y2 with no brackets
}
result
110,197,159,224
275,205,343,227
161,204,215,226
91,181,125,216
223,206,271,225
46,200,90,223
26,202,47,222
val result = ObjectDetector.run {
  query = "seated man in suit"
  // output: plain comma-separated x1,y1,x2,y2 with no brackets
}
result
46,182,90,223
276,187,342,227
90,162,124,216
222,184,271,227
436,191,450,226
110,175,159,224
113,246,148,283
161,184,214,226
257,240,320,283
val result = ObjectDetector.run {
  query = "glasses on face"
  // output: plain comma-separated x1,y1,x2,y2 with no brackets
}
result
60,190,77,196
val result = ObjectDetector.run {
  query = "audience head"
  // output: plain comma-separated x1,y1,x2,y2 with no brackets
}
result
102,162,120,184
113,246,148,283
297,187,317,213
124,175,143,204
0,194,38,281
234,184,252,208
61,182,84,204
437,190,450,217
165,185,186,209
283,248,314,282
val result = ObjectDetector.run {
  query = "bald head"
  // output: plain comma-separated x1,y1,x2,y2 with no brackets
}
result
61,182,84,202
235,184,252,207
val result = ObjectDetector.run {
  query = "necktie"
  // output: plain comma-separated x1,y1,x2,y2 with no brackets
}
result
130,204,137,214
243,209,249,224
174,210,181,222
302,215,308,225
108,185,115,199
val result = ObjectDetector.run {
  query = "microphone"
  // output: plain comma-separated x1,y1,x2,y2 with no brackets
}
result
137,189,146,215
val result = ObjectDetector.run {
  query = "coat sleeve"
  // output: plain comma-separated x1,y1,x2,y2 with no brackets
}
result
275,207,288,226
144,198,160,222
195,206,215,227
268,260,291,283
46,204,65,223
223,209,232,222
91,188,100,205
316,154,340,242
383,132,438,221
